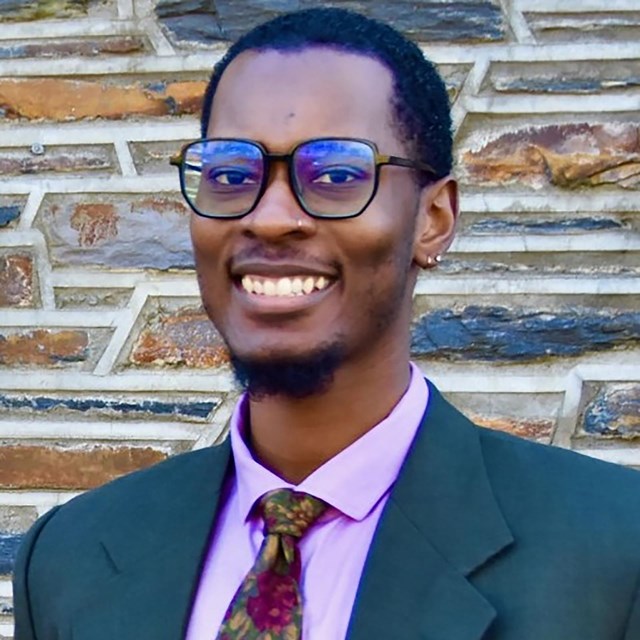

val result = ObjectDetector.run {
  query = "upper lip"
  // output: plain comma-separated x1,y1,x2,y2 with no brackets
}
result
230,261,338,279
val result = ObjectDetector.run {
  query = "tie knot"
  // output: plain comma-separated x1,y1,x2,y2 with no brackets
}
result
259,489,327,538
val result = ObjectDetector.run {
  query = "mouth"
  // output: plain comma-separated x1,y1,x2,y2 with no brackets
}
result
239,274,332,298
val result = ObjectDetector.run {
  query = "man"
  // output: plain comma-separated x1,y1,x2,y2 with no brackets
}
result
12,8,640,640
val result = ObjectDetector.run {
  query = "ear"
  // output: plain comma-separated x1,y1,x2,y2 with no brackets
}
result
413,176,459,269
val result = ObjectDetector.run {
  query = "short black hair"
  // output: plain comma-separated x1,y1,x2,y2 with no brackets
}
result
200,8,453,181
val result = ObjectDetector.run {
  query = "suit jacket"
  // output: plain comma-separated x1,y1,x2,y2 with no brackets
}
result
13,384,640,639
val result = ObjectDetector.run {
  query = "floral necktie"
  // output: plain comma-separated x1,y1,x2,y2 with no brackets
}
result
216,488,328,640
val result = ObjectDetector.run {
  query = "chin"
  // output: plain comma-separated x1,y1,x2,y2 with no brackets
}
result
229,341,347,399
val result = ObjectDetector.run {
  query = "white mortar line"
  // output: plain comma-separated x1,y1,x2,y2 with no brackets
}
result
451,55,490,133
466,93,640,114
0,491,81,508
0,176,178,194
141,17,177,56
580,449,640,466
501,0,536,43
414,275,640,295
0,310,121,327
418,372,568,393
451,233,640,252
48,271,197,289
552,367,585,448
113,139,138,177
573,364,640,382
29,231,55,311
0,371,236,393
117,0,134,19
460,192,640,213
16,188,44,231
0,121,199,147
0,19,136,40
0,622,14,637
0,580,12,597
0,420,199,440
92,286,149,376
515,0,640,10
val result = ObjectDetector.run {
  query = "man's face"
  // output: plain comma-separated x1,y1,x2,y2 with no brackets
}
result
191,48,430,382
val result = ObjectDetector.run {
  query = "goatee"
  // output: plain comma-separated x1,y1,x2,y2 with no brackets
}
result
230,343,346,399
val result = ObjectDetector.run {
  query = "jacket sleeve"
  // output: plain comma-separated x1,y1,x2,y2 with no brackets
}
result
12,507,61,640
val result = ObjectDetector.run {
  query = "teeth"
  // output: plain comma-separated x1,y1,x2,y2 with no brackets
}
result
240,275,332,297
291,278,303,294
303,277,314,294
263,280,277,296
276,278,292,296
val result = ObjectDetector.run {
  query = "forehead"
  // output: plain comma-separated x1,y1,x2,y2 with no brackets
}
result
207,47,398,152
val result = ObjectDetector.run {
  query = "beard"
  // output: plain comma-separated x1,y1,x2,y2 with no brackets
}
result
229,342,347,399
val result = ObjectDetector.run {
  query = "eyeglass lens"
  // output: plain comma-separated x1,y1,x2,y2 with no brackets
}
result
181,139,377,218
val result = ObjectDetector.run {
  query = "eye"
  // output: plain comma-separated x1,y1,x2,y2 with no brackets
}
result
207,167,258,186
312,166,365,185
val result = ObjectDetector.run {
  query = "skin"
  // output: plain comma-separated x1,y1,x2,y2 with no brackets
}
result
191,48,458,483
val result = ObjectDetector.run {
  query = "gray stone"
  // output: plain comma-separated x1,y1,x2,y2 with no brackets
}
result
0,506,37,533
0,532,22,575
36,194,194,271
0,204,20,227
411,306,640,362
157,0,504,45
582,384,640,438
0,393,219,421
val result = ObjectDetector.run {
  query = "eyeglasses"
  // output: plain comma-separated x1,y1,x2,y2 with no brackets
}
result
170,137,437,220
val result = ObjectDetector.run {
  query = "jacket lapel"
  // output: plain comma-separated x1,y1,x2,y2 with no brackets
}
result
70,441,232,640
347,383,514,640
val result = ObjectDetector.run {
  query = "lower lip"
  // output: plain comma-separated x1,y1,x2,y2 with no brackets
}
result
233,281,336,316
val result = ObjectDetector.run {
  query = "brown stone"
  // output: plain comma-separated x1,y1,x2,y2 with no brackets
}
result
460,122,640,190
0,254,34,307
472,414,554,443
0,144,115,176
0,36,147,59
0,78,207,122
0,329,88,366
130,307,228,368
0,445,166,490
70,203,119,247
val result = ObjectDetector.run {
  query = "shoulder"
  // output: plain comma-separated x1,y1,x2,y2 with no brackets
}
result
17,443,230,578
42,443,228,538
477,424,640,538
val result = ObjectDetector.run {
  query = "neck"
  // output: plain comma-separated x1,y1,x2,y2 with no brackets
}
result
246,347,411,484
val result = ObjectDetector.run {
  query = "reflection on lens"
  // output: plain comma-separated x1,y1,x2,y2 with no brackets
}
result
183,140,264,217
293,140,375,217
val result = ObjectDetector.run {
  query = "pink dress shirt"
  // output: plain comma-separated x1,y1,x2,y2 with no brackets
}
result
186,363,429,640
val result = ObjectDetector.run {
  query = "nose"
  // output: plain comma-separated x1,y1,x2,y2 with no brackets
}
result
241,163,315,241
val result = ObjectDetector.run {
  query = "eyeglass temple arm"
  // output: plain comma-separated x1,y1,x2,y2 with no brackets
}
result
380,154,437,176
169,152,202,172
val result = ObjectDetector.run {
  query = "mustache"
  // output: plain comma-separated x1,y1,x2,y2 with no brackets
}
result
229,244,340,271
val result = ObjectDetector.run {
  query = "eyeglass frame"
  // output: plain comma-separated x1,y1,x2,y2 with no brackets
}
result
169,137,438,220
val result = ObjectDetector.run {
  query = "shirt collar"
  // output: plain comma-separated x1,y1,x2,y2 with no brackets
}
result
229,362,429,523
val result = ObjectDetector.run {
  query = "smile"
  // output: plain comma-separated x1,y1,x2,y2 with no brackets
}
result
241,275,331,297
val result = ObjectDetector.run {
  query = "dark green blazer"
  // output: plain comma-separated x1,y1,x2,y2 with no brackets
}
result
13,384,640,639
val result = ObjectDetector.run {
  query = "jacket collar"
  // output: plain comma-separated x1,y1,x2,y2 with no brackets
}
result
71,442,232,640
346,382,514,640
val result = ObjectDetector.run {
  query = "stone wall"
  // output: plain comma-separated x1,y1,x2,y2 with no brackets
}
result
0,0,639,635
